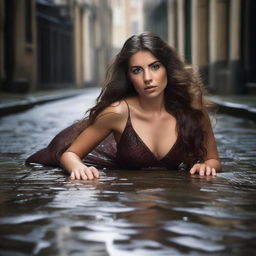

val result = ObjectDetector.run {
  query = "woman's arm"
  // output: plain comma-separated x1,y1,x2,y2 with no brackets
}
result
60,104,125,180
190,108,221,176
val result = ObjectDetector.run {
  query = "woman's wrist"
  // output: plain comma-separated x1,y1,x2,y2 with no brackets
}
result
60,151,85,174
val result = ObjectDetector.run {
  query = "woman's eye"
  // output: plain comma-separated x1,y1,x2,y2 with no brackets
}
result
131,68,142,74
151,63,160,70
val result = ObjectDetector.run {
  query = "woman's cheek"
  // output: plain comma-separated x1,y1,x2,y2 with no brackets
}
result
131,78,143,91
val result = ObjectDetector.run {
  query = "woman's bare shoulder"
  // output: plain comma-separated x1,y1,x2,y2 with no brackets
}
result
110,100,130,114
89,100,129,132
95,100,129,123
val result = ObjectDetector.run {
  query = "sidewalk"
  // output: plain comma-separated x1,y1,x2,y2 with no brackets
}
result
0,88,255,121
0,88,98,117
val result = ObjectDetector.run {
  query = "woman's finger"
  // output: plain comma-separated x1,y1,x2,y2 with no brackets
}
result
84,168,94,180
70,171,75,180
80,169,88,180
190,164,199,174
74,170,81,180
212,168,216,176
199,164,206,176
206,166,211,176
90,167,99,178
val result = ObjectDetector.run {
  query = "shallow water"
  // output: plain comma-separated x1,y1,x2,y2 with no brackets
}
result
0,91,256,255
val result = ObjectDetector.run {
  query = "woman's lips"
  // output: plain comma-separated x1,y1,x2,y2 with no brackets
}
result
144,85,157,91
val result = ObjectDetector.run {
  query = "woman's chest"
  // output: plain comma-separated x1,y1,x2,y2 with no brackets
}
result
116,121,182,169
130,115,178,159
116,113,181,167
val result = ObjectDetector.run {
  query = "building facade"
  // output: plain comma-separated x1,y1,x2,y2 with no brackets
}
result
111,0,144,56
72,0,112,88
0,0,37,93
144,0,256,95
0,0,112,93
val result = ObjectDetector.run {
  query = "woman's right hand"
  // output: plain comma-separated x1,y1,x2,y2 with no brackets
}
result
70,165,99,180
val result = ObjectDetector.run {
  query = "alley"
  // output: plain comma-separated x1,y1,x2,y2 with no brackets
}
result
0,89,256,256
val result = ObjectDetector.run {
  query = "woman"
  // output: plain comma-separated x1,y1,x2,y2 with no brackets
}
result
26,32,221,180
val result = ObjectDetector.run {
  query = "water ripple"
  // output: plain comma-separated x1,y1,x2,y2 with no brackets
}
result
169,236,225,252
0,214,48,225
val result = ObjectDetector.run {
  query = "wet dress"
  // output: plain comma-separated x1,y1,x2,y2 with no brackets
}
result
26,103,185,170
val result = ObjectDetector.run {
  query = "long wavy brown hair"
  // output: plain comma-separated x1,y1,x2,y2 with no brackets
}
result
86,32,210,166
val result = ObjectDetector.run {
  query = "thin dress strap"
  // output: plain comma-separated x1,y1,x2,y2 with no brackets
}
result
123,100,131,120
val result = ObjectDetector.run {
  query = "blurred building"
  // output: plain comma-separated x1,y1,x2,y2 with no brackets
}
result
144,0,256,95
72,0,112,88
36,0,73,90
111,0,144,56
0,0,37,93
2,0,255,96
0,0,112,93
144,0,168,41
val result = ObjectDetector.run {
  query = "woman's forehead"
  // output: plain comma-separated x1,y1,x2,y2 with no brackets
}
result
128,50,159,67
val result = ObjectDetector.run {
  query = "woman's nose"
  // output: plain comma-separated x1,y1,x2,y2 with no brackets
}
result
143,69,152,84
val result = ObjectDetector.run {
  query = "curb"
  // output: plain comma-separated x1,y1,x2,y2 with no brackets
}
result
207,96,256,122
0,89,90,117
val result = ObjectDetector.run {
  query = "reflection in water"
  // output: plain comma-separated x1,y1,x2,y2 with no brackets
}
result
2,167,254,256
0,165,256,255
0,95,256,255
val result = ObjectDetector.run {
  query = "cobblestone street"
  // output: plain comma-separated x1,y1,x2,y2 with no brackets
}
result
0,89,256,256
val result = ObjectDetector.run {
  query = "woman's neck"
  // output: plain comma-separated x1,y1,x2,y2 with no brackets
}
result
137,95,165,114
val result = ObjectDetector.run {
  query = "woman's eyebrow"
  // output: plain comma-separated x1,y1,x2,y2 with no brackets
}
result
129,65,141,69
148,60,160,66
130,60,160,69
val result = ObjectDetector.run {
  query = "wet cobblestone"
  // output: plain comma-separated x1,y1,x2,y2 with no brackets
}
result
0,90,256,256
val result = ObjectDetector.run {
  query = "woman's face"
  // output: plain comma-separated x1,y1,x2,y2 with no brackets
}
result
128,50,167,99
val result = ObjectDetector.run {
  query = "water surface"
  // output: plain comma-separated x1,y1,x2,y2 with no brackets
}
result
0,93,255,255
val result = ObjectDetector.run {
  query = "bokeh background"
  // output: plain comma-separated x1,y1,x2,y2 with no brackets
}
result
0,0,255,96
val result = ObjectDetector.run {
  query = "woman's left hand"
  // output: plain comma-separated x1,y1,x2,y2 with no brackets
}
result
189,163,217,176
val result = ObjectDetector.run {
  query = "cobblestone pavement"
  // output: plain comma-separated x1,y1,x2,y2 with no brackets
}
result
0,89,255,256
